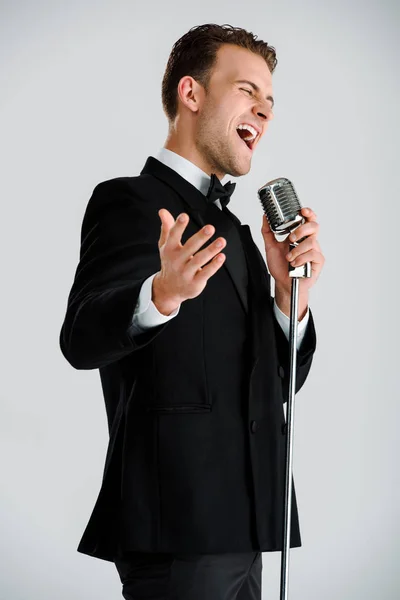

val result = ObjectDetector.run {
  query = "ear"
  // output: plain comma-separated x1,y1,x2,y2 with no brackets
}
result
177,76,204,114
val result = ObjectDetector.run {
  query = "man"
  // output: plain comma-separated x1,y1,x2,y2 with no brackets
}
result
60,23,324,600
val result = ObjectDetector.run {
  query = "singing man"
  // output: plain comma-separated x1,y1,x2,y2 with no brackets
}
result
60,23,324,600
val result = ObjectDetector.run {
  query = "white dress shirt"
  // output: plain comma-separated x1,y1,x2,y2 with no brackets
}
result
131,148,310,349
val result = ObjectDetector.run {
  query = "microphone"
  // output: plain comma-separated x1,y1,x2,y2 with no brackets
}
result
258,177,311,278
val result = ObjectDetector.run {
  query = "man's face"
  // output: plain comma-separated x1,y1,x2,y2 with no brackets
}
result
195,44,274,178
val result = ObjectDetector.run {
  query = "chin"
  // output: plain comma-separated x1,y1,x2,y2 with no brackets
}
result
230,159,251,178
214,147,252,178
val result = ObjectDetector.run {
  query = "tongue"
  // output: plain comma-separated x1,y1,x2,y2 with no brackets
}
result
237,129,249,140
237,130,251,148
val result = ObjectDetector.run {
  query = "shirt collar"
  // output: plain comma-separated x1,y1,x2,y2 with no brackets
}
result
155,148,212,197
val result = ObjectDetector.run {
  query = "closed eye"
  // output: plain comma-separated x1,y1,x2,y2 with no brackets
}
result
240,88,253,96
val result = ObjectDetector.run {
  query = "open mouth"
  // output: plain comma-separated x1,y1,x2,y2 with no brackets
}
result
236,123,259,151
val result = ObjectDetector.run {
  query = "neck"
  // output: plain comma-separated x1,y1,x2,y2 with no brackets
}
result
164,127,225,180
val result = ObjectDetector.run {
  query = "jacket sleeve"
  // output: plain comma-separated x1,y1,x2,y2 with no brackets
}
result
59,178,169,370
272,298,317,400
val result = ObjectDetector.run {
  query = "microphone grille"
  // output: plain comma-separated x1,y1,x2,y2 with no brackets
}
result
258,177,302,234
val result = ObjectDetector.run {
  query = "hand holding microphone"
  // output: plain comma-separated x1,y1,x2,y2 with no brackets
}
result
259,179,324,298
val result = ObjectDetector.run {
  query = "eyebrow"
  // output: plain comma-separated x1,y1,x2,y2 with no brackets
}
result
235,80,274,108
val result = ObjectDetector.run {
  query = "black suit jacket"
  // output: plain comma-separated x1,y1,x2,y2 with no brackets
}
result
60,157,316,561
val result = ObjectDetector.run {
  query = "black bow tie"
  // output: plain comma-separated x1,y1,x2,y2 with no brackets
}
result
206,174,236,208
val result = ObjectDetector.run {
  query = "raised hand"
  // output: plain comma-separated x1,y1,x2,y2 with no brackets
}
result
152,209,227,315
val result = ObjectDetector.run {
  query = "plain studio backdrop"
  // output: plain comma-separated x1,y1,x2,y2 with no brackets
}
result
1,0,399,598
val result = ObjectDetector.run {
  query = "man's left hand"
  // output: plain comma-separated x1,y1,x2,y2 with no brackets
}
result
261,207,325,298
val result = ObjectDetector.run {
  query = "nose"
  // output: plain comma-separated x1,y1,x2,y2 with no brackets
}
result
252,102,273,122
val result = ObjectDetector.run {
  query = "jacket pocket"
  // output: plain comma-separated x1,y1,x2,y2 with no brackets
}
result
145,404,212,414
143,298,211,413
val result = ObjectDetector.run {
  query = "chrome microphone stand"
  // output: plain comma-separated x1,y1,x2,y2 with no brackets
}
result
280,245,311,600
258,177,312,599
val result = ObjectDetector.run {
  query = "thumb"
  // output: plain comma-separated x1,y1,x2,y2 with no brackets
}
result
158,208,175,247
261,214,270,234
261,215,278,251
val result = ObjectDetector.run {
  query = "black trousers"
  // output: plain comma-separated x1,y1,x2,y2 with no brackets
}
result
114,551,262,600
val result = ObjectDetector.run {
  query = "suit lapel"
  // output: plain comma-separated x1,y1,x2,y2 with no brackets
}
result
141,157,249,314
238,223,272,363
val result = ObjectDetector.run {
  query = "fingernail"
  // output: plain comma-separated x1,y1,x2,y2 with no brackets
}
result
290,233,296,242
178,214,186,222
204,226,213,235
287,252,293,260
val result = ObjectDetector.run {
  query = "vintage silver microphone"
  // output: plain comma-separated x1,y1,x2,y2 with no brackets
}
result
258,177,311,276
258,177,311,600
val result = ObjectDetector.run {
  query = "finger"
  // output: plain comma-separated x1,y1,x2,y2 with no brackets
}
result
194,252,226,283
181,224,216,259
186,236,227,272
158,209,175,247
289,220,319,242
261,216,280,251
289,248,325,268
166,212,191,248
261,215,271,233
286,237,316,261
301,207,318,222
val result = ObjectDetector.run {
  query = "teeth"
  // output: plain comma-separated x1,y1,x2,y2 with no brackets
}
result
237,123,258,141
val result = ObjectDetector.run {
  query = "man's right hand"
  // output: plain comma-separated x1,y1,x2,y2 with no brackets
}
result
152,209,227,316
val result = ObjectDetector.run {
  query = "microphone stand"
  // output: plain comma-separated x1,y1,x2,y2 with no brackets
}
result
280,243,311,600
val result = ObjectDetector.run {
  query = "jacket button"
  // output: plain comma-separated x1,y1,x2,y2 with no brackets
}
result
281,423,287,435
278,366,285,378
250,420,258,433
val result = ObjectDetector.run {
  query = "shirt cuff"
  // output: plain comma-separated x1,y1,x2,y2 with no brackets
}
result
273,298,310,351
131,273,181,334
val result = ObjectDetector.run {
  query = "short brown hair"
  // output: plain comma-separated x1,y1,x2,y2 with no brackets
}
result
161,24,277,121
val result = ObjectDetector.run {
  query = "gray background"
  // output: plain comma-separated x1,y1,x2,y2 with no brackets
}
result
1,0,399,598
